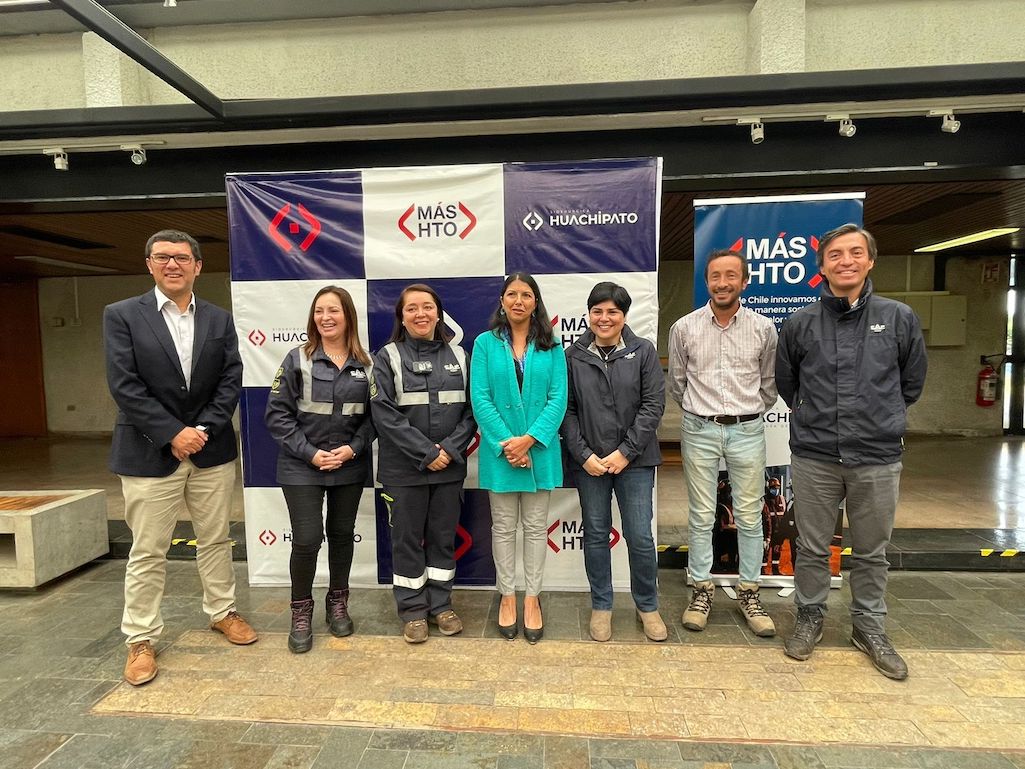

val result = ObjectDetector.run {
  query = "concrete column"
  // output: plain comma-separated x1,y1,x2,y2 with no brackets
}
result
747,0,806,74
81,31,144,107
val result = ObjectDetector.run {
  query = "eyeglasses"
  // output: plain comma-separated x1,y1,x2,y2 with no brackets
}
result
148,253,195,265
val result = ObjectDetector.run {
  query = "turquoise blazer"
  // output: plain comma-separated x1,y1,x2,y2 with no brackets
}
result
470,329,568,493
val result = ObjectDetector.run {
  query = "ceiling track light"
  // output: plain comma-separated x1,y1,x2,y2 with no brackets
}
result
43,147,69,171
163,0,177,7
736,117,764,145
121,144,147,165
838,118,856,138
749,122,765,145
941,113,961,133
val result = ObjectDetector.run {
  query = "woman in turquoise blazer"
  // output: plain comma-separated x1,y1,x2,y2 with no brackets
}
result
470,273,567,644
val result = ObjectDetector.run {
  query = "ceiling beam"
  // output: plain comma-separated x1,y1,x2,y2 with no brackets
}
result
48,0,225,119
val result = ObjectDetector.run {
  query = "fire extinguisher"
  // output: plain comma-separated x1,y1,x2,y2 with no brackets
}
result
976,355,1003,407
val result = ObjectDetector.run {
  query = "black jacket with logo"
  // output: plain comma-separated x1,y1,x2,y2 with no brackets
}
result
370,334,477,486
264,346,374,486
775,279,927,466
561,326,665,468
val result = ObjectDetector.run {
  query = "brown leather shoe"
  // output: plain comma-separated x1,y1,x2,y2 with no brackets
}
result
403,619,429,644
429,610,463,636
211,611,258,645
124,641,157,686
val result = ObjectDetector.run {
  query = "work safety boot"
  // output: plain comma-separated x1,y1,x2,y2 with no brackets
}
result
736,582,776,637
325,588,354,637
682,580,715,631
429,610,463,636
851,626,909,680
784,606,824,661
288,598,314,654
403,619,428,644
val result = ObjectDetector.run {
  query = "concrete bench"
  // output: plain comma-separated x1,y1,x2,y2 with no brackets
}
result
0,490,108,588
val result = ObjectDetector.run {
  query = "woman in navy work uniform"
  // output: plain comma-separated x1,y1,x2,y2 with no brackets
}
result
370,284,477,644
265,286,374,654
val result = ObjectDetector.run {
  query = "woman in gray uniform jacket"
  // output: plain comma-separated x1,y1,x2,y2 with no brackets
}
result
265,286,374,654
370,283,477,644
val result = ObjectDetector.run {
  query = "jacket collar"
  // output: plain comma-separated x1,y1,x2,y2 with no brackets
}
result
572,325,642,358
821,278,873,315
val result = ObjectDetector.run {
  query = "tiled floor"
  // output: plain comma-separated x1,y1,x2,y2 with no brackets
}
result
2,560,1025,768
4,433,1025,531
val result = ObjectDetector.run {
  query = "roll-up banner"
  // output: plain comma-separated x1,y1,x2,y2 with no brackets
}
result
692,193,865,585
228,158,662,589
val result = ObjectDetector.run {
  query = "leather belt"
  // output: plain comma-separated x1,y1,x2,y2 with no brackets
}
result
698,413,761,426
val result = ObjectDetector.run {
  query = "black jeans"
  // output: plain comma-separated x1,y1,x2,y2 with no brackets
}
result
281,483,364,601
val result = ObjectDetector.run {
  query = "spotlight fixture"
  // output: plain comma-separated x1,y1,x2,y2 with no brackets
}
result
121,144,147,165
163,0,177,7
941,113,961,133
750,122,765,145
43,147,69,171
838,118,857,138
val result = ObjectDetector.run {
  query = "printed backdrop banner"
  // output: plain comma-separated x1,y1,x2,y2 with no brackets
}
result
693,193,864,581
228,158,662,588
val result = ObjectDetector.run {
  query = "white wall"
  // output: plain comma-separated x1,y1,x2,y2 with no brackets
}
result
7,0,1025,112
38,273,233,433
806,0,1025,71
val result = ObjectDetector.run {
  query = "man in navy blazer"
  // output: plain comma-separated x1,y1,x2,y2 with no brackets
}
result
104,229,257,686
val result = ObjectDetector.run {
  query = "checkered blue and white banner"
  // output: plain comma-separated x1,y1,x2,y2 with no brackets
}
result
228,158,663,587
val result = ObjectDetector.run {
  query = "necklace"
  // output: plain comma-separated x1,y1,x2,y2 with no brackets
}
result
325,351,347,361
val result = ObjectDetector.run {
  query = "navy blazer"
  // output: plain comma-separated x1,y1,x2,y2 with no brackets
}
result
103,290,242,477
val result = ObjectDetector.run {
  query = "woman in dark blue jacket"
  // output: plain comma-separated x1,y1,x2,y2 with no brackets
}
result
561,282,666,644
265,285,374,654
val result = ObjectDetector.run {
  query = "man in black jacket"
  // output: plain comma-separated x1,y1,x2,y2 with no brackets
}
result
104,230,257,686
776,223,927,680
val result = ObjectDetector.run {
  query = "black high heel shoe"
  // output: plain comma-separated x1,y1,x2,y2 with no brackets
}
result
523,599,543,645
498,596,518,640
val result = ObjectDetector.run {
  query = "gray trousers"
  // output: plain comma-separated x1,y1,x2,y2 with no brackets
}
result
790,455,902,634
488,491,551,596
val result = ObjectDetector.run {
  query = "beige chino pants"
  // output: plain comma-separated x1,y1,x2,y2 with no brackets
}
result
120,458,237,644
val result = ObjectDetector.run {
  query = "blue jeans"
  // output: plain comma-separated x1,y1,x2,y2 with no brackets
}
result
575,465,658,612
682,413,766,584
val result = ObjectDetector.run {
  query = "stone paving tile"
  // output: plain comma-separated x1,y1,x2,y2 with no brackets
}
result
0,729,73,769
6,563,1025,769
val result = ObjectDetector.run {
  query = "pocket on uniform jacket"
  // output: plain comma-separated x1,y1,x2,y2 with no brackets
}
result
310,368,336,403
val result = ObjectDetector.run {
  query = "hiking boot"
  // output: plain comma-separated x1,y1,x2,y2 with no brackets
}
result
429,610,463,636
637,609,668,642
682,580,715,631
784,606,824,661
211,611,258,645
287,598,314,654
325,588,354,638
403,618,429,644
589,609,612,642
851,627,909,681
736,582,776,637
124,640,157,686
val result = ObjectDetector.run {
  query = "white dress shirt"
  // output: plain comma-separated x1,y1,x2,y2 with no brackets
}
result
154,286,196,390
